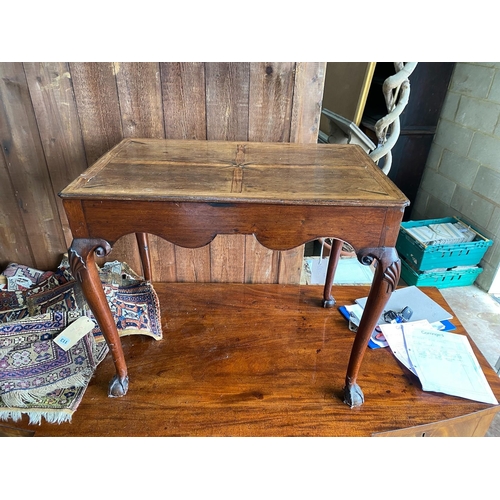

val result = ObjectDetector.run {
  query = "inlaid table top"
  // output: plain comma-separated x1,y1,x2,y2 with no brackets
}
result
60,138,409,208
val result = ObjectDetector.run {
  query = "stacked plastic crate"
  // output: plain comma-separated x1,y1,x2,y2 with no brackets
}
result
396,217,493,288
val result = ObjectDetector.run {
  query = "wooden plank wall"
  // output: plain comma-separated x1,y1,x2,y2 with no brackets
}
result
0,62,326,283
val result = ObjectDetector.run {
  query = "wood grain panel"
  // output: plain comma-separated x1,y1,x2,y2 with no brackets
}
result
0,147,33,269
248,62,294,143
290,62,326,144
244,235,280,284
372,409,499,437
175,247,211,282
160,62,206,140
246,62,295,283
280,62,327,284
69,62,123,164
115,62,165,139
77,200,393,253
206,63,250,282
160,62,210,281
24,62,89,248
210,234,246,283
115,62,175,281
70,62,141,273
0,62,66,270
205,62,250,142
278,246,304,284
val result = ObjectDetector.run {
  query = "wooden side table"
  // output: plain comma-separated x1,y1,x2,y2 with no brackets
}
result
59,138,409,406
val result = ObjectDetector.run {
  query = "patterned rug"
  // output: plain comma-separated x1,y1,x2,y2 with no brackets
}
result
25,276,163,343
0,311,108,424
0,258,163,424
0,262,51,291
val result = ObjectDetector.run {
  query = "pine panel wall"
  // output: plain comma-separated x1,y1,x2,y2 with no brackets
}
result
0,62,326,283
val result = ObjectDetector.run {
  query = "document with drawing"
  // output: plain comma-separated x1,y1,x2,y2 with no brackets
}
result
380,321,498,405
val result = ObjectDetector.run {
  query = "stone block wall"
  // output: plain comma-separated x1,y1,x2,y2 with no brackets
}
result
412,63,500,292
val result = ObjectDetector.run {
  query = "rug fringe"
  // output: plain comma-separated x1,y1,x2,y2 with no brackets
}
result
0,408,73,425
0,409,23,423
1,370,93,408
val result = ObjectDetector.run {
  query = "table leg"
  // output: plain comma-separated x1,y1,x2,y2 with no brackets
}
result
136,232,152,281
343,247,400,407
69,238,129,397
322,239,343,308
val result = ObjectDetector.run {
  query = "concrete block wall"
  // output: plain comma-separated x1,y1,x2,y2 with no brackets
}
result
411,62,500,292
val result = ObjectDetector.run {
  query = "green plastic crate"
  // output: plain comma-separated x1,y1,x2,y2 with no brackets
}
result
396,217,492,271
400,257,483,288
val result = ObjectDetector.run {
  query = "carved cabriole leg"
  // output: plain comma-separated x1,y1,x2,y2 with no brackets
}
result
69,238,129,397
322,239,343,308
343,247,400,408
135,232,152,281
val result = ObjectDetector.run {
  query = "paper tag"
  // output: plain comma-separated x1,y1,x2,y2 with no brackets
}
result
54,316,95,351
7,276,34,290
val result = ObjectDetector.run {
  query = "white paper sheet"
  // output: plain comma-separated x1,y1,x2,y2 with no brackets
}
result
379,321,498,405
379,320,431,376
404,328,498,405
344,304,364,324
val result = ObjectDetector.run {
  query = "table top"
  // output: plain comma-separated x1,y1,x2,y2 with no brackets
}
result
60,138,409,208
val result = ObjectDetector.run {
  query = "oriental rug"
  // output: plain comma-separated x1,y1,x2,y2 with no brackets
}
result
0,258,162,424
0,311,108,424
25,280,163,343
95,282,163,342
0,263,50,291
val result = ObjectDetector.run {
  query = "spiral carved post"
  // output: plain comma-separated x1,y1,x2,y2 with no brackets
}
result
343,247,401,407
69,238,129,397
370,62,418,175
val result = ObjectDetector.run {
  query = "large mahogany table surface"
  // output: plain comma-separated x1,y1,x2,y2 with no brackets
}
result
9,284,500,437
59,138,409,407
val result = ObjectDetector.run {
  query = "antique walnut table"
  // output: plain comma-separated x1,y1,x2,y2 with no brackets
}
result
59,138,409,407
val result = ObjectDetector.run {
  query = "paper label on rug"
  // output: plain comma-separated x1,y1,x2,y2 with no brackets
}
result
53,316,95,351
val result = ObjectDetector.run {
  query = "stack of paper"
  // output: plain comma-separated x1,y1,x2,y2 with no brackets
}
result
453,220,477,243
405,221,476,246
379,320,498,405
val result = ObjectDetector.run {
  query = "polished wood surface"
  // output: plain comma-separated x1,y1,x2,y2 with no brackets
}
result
9,284,499,437
0,424,35,437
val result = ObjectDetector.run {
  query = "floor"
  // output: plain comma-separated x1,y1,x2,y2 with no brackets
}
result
439,285,500,436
